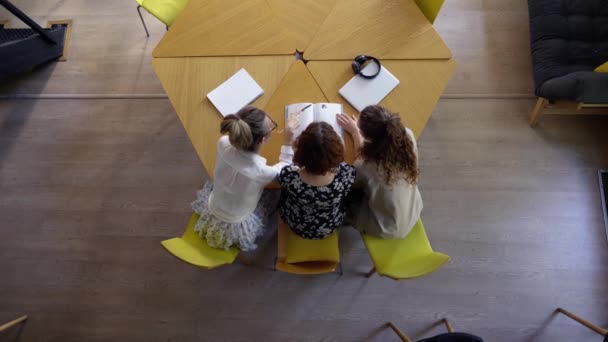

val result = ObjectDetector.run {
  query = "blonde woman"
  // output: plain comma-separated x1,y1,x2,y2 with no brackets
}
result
191,106,294,251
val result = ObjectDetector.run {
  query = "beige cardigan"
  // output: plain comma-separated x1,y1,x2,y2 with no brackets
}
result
352,128,423,239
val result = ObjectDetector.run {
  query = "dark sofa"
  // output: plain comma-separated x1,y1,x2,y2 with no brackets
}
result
528,0,608,123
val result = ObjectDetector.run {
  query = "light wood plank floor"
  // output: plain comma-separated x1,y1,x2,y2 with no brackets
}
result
1,1,607,341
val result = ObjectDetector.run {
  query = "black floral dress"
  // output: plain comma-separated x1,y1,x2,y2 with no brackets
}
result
278,163,356,239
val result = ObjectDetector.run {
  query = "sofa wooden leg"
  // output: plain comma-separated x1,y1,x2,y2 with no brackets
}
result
556,308,608,336
0,315,27,333
530,97,547,127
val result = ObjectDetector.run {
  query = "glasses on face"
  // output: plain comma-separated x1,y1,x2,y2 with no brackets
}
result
263,115,279,136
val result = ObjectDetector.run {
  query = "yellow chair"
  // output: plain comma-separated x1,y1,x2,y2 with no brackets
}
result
136,0,188,37
161,213,243,269
414,0,445,24
595,61,608,73
274,218,342,275
362,220,449,280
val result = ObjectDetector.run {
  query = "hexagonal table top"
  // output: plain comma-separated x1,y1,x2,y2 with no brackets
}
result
152,0,455,176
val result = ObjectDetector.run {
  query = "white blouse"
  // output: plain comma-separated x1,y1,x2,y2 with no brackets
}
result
208,136,293,223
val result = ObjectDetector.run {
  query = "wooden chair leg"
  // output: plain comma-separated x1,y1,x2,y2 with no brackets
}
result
0,315,28,333
530,97,547,127
387,322,413,342
442,318,455,333
365,266,376,278
236,254,251,266
556,308,608,336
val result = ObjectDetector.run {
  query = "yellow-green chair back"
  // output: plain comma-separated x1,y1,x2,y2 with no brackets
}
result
362,220,449,280
414,0,445,24
161,213,240,269
275,218,342,275
136,0,188,37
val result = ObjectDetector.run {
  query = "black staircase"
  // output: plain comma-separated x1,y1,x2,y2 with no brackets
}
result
0,0,67,81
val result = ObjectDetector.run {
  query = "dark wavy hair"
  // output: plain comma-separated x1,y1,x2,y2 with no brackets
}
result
293,122,344,175
358,105,419,185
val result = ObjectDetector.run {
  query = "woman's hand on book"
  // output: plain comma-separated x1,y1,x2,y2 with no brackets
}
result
337,113,359,136
338,113,363,153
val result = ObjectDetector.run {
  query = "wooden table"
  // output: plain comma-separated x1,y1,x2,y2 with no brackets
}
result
303,0,452,60
153,55,294,174
152,0,455,176
307,60,456,137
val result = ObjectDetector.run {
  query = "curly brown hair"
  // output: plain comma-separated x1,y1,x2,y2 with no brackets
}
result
293,122,344,175
359,105,419,185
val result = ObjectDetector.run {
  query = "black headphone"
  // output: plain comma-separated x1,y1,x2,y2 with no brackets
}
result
352,55,381,79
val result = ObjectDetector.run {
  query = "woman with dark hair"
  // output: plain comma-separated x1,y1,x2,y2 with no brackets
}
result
337,105,422,239
191,106,294,251
278,122,356,239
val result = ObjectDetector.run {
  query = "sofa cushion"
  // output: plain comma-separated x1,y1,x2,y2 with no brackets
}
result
528,0,608,101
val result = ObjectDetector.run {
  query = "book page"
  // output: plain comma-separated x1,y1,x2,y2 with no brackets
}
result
285,103,314,138
313,103,343,139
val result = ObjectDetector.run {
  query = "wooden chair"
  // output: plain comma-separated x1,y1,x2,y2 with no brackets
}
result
387,318,483,342
555,308,608,341
0,315,27,334
414,0,445,24
135,0,188,37
161,213,249,269
362,220,449,280
274,218,342,275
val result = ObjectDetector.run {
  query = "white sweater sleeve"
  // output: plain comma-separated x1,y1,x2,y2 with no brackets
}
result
270,145,294,172
255,145,294,184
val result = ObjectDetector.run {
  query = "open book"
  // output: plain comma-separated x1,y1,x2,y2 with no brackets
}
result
285,103,343,139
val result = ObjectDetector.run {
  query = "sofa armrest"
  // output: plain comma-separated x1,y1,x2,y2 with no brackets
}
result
538,71,608,104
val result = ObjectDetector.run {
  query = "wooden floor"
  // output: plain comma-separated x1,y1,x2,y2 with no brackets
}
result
1,1,608,341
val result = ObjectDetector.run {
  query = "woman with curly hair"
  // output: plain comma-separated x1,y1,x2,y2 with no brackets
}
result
337,105,422,239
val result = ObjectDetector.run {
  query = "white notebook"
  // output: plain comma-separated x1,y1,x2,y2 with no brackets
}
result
338,64,400,112
207,68,264,116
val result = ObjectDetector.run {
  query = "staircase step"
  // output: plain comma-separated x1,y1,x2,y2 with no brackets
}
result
0,27,63,45
0,25,66,81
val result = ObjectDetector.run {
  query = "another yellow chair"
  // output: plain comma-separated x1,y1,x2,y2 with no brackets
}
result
136,0,188,37
274,218,342,275
161,213,243,269
414,0,445,24
362,220,449,280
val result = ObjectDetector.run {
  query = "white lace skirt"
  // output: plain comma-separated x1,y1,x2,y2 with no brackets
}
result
190,182,278,251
